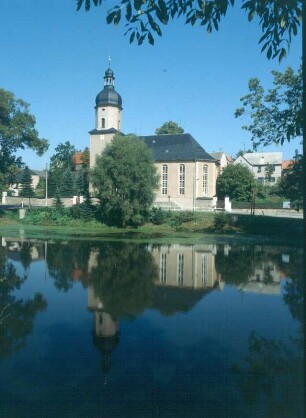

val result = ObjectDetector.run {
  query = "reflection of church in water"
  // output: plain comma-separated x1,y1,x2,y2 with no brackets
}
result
150,244,221,290
1,237,295,378
87,243,222,378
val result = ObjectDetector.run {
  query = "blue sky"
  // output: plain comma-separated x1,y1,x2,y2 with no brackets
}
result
0,0,302,170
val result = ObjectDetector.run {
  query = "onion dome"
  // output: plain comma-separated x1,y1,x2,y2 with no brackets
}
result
95,67,122,109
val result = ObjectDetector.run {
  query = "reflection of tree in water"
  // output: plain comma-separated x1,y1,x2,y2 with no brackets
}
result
215,246,257,285
232,330,303,417
232,275,304,417
0,249,47,359
215,245,302,286
88,243,158,319
47,240,93,291
19,241,33,274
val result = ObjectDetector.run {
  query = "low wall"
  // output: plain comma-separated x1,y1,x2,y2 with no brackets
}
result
2,197,75,208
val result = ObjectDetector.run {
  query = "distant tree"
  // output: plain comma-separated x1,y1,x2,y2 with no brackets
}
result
50,141,77,171
50,141,78,189
61,168,75,198
76,0,301,62
19,166,35,205
47,169,57,198
279,151,303,211
53,188,64,209
0,172,5,195
73,148,90,197
34,177,46,197
235,66,302,150
0,88,49,186
264,163,275,182
155,121,184,135
79,194,96,221
216,163,256,201
75,172,85,196
91,134,158,227
80,147,90,194
235,149,253,159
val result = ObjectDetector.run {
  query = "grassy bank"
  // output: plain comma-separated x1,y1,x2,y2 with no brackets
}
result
0,207,303,245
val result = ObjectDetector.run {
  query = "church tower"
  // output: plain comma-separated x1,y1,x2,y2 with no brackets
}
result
89,62,123,168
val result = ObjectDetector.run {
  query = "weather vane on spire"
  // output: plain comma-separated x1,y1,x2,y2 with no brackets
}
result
108,55,111,68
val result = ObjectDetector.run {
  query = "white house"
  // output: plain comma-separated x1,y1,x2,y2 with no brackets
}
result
234,152,283,184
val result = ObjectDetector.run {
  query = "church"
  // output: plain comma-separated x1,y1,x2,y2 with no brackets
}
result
89,65,218,211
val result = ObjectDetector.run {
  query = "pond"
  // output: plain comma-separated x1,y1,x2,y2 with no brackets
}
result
0,236,303,418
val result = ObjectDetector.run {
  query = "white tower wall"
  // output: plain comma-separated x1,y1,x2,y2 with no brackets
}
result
96,106,121,131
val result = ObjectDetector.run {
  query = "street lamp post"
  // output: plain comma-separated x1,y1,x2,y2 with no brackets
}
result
45,163,48,206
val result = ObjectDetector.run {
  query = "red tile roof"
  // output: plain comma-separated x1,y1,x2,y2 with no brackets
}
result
73,152,84,165
282,160,294,170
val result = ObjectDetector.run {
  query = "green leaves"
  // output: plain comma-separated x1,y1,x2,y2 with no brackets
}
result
76,0,103,12
91,134,158,227
155,120,184,134
235,65,302,149
76,0,301,60
0,88,49,184
216,163,256,201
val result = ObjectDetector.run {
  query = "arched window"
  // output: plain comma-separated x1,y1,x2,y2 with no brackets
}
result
101,118,105,128
179,164,185,194
203,165,208,196
162,165,168,195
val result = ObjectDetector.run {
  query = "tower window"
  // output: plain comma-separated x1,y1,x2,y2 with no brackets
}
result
179,164,185,195
203,165,208,196
101,118,105,128
162,165,168,195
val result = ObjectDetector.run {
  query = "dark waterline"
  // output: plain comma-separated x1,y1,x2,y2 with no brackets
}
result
0,237,303,418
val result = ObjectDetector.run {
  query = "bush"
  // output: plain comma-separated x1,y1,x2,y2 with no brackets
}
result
22,207,71,225
213,212,233,231
148,208,171,225
70,201,96,221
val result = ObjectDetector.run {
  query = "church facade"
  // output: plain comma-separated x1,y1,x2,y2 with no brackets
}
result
89,66,218,211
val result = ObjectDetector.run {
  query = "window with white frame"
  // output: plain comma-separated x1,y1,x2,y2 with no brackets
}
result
162,165,168,195
101,118,105,128
203,165,208,196
179,164,185,195
160,253,167,283
201,254,208,285
177,254,184,285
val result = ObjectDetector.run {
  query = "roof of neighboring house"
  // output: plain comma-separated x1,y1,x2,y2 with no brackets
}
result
282,159,294,170
15,169,45,183
241,152,282,166
141,134,216,162
208,151,224,161
73,151,84,165
32,170,46,179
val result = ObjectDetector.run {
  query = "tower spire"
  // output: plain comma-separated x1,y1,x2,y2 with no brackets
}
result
104,59,115,87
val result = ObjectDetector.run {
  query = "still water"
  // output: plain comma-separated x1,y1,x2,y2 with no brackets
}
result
0,237,303,418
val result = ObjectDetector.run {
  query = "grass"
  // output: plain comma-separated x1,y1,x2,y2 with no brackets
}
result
0,208,303,246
